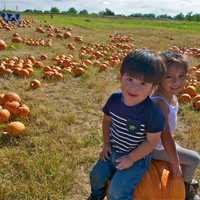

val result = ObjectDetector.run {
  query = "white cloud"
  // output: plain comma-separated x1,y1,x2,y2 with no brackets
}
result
1,0,200,16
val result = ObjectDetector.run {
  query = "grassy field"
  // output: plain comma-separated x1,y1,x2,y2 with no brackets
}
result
0,14,200,200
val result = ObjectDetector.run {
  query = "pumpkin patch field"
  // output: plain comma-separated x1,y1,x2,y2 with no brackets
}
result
0,14,200,200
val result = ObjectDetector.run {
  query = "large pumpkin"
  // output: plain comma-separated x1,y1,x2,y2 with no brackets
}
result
7,121,26,136
107,160,185,200
134,160,185,200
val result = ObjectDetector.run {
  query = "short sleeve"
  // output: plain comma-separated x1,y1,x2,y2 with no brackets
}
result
146,106,165,133
102,93,116,116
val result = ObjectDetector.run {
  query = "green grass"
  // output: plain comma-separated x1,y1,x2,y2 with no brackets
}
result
0,14,200,199
32,14,200,32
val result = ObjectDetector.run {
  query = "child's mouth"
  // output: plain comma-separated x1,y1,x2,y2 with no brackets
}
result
128,92,138,97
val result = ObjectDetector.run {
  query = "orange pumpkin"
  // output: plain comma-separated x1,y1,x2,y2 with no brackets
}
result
17,104,30,118
134,160,185,200
0,93,5,105
30,79,41,89
193,100,200,111
179,93,192,104
192,94,200,105
0,109,10,123
196,70,200,80
7,121,25,136
0,39,7,50
183,85,197,98
3,101,20,115
3,92,21,104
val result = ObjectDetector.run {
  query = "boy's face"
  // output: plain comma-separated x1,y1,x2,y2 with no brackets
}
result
120,73,154,106
160,65,186,95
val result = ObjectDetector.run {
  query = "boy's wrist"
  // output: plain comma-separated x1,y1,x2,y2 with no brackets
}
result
128,152,136,163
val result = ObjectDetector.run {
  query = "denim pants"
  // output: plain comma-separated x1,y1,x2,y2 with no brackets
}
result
89,150,151,200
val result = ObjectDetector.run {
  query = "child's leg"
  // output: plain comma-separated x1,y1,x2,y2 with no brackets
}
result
176,144,200,183
151,148,169,161
89,159,115,200
108,156,151,200
152,144,200,182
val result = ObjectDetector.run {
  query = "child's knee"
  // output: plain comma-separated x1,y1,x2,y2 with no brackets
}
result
90,161,112,187
90,167,103,187
108,180,132,200
108,184,123,200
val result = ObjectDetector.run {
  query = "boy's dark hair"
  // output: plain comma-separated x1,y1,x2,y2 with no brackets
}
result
159,51,188,73
120,49,166,85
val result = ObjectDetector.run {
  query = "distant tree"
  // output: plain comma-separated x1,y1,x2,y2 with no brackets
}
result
33,9,43,13
79,9,88,15
66,7,77,15
129,13,143,17
99,8,115,16
129,13,155,19
185,12,193,21
191,13,200,21
44,10,50,14
50,7,60,13
105,8,115,16
61,11,68,14
157,14,172,20
143,13,155,19
174,13,184,20
24,9,33,13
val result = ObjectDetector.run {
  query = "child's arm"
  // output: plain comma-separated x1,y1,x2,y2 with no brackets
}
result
116,131,161,170
155,100,182,176
99,113,112,160
161,126,182,176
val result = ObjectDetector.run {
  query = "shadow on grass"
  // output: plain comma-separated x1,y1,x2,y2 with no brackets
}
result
0,133,24,148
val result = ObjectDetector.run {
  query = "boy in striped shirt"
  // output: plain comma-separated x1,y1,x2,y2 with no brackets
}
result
88,49,166,200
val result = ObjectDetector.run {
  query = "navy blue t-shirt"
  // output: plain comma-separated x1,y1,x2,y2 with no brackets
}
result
102,92,164,153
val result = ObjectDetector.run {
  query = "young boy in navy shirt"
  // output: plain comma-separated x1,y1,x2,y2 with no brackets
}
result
88,49,166,200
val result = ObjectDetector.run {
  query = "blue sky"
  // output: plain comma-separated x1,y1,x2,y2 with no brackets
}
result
1,0,200,16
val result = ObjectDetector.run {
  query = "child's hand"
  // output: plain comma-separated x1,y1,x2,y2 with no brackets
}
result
99,143,111,161
116,155,134,170
170,162,182,177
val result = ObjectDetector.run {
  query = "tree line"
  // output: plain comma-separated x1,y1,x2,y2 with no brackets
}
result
1,7,200,22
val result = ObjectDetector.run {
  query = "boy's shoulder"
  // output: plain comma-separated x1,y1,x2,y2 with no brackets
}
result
108,90,122,100
144,97,164,117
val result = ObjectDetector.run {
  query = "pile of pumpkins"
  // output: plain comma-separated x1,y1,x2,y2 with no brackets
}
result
179,85,200,111
0,92,29,136
0,18,32,31
178,63,200,111
11,32,52,47
169,46,200,58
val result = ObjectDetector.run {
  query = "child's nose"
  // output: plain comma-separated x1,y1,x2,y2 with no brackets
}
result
129,85,140,93
173,78,181,85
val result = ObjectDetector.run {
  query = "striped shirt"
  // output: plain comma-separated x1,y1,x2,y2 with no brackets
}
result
103,92,164,153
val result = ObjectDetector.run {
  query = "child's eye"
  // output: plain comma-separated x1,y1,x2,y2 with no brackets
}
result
166,75,172,79
140,82,146,85
127,77,133,81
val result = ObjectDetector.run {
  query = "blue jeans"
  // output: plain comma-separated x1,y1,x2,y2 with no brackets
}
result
89,150,151,200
